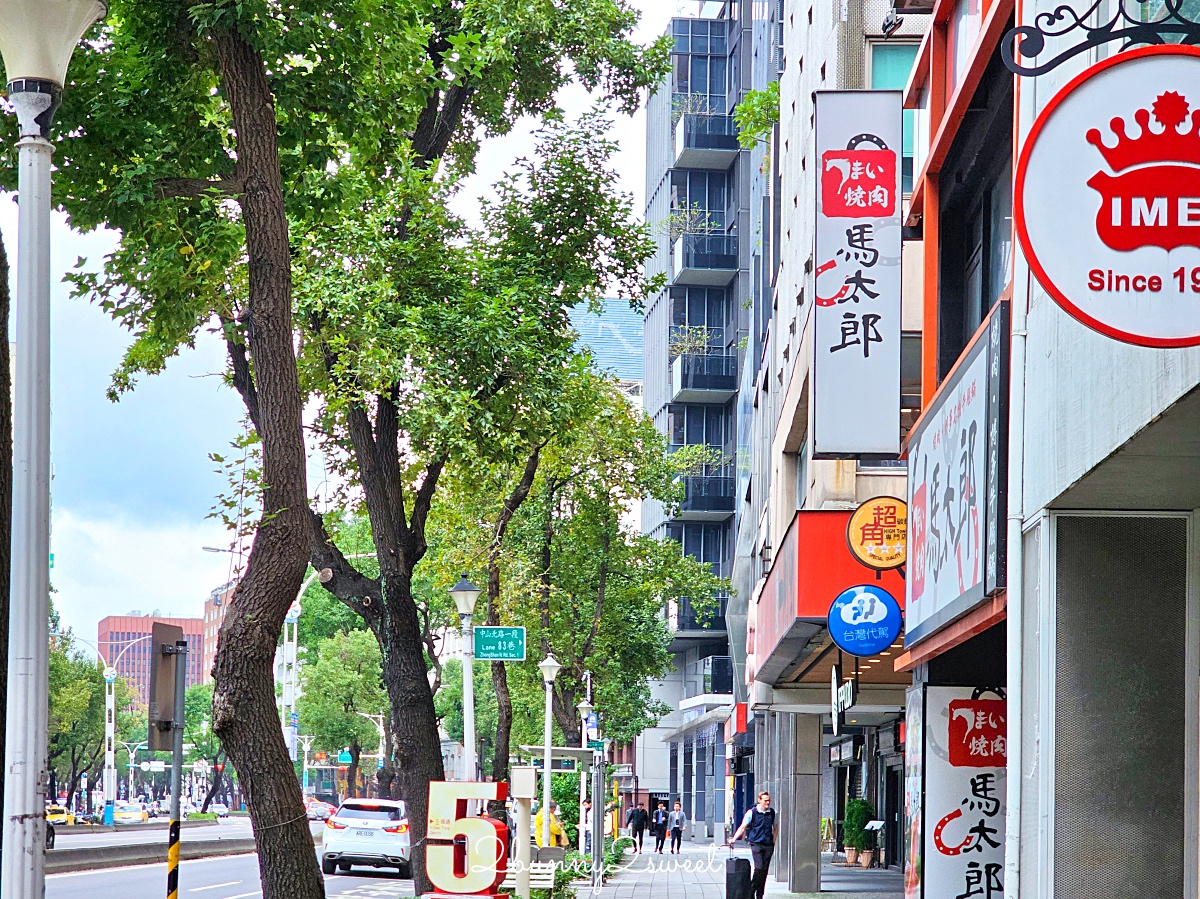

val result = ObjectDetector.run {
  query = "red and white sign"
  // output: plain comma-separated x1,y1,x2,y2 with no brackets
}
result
1016,45,1200,347
812,90,903,456
922,687,1006,899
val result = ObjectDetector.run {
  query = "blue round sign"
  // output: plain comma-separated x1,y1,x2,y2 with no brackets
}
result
827,585,903,657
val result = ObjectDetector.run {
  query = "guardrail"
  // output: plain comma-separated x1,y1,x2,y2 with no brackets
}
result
46,825,321,874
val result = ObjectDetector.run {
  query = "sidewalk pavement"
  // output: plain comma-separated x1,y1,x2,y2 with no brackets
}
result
589,845,903,899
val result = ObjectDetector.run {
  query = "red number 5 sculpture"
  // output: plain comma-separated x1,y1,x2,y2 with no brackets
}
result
424,781,509,897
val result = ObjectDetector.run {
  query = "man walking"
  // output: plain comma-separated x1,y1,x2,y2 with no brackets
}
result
668,800,687,854
651,801,669,853
625,801,649,853
731,791,777,899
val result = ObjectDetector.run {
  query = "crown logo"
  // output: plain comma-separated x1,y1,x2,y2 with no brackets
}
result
1087,91,1200,171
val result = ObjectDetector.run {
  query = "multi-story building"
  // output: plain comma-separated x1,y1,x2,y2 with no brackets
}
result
638,0,772,843
98,613,205,706
731,0,928,893
201,580,237,684
894,0,1200,896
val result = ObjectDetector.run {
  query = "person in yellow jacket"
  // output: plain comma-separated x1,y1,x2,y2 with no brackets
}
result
534,802,569,848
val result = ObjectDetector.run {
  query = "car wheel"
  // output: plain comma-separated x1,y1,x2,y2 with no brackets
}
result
321,858,337,876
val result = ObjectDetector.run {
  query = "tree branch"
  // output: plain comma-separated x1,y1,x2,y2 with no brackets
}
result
580,524,611,663
224,319,262,433
308,510,383,623
154,175,244,200
409,452,448,556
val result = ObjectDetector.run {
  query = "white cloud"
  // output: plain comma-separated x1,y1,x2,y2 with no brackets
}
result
51,509,239,635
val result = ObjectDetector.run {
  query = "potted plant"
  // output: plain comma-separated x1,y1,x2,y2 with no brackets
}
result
843,799,877,868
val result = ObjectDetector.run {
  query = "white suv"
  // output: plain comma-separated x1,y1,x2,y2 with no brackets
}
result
321,799,411,878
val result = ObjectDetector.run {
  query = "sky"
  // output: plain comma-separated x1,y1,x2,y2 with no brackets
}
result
31,1,682,640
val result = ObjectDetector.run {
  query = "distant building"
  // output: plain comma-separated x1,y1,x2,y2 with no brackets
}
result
98,613,205,705
201,581,238,684
571,298,644,400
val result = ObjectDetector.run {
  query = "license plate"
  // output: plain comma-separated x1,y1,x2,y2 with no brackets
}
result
354,829,374,838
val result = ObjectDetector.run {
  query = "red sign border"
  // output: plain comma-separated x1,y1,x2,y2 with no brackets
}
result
1013,44,1200,349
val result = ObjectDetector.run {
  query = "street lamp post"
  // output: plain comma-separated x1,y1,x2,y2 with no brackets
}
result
449,575,481,782
97,634,152,824
538,653,561,849
576,696,593,854
116,740,146,802
0,3,107,892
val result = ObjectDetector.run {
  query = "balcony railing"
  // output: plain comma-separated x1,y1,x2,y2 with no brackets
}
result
669,594,730,635
671,353,738,403
674,114,740,168
703,655,734,696
677,475,736,519
672,233,738,287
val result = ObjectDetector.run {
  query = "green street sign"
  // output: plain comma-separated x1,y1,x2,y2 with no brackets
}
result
587,740,605,751
475,626,526,661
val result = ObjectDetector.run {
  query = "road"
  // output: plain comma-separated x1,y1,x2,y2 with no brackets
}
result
47,851,415,899
55,818,258,850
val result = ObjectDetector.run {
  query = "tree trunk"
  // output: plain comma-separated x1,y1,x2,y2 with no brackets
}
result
202,754,226,813
348,742,361,799
373,574,445,896
0,230,12,869
208,25,322,899
487,563,512,821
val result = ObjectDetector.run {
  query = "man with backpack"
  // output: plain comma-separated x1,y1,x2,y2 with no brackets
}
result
731,791,778,899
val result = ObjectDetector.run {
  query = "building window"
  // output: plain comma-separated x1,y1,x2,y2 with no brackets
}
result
672,19,728,109
666,522,728,577
670,287,730,352
869,42,920,194
668,404,730,453
937,47,1013,377
671,170,729,232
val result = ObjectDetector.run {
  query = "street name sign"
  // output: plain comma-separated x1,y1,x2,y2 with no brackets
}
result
474,626,526,661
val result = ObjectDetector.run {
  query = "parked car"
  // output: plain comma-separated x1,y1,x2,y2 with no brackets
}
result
114,803,149,824
209,803,230,818
321,799,411,878
44,805,75,826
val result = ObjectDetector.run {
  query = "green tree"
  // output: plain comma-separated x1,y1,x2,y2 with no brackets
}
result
184,684,231,813
297,630,387,799
44,3,665,890
734,81,780,148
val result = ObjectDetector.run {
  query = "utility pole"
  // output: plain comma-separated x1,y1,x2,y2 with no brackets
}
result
166,640,187,899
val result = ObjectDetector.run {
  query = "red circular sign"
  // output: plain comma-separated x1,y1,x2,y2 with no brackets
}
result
1015,45,1200,347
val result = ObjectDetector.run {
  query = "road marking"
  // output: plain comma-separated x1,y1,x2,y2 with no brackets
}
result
189,882,243,892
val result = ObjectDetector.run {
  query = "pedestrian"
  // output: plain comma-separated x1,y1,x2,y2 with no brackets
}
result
731,791,777,899
652,801,669,853
535,801,569,848
581,799,593,855
625,801,649,853
668,800,687,854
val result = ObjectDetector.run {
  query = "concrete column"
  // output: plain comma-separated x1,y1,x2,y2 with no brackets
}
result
713,739,728,844
784,713,822,893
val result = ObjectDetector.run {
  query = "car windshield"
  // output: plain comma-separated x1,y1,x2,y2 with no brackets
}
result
337,803,404,821
117,805,139,813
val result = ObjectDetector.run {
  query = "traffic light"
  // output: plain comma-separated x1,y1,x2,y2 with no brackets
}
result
215,763,224,773
147,623,185,752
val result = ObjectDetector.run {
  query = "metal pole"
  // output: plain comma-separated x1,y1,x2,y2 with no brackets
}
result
1,90,55,899
461,612,475,783
167,641,187,899
578,716,587,854
592,750,604,888
103,669,116,824
542,681,553,848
